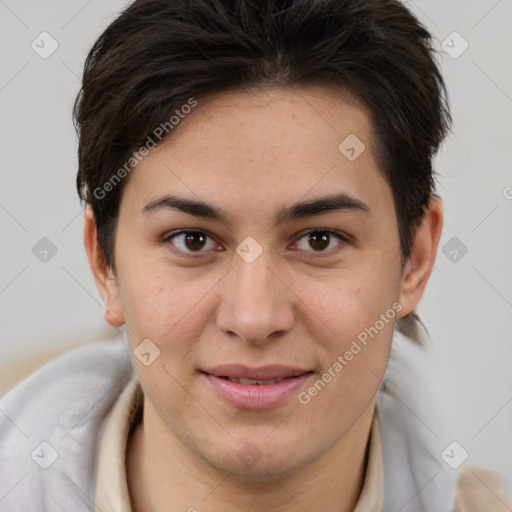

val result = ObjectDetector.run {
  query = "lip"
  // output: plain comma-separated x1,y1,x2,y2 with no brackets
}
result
203,364,310,380
201,365,313,410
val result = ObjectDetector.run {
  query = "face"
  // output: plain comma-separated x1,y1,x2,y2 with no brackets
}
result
87,85,434,480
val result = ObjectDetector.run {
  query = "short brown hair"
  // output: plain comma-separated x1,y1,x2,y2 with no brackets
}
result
74,0,451,269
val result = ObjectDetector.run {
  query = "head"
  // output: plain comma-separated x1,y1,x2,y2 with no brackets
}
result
77,0,449,479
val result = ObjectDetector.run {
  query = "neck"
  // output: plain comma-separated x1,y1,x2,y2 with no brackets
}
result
126,403,374,512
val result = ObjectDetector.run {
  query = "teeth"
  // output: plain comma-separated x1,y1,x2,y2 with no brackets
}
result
224,376,287,385
239,378,259,385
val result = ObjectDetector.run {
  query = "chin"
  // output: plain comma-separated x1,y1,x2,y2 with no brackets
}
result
215,457,306,483
202,435,315,483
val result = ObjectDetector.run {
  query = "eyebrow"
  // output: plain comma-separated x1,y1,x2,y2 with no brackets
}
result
141,193,370,227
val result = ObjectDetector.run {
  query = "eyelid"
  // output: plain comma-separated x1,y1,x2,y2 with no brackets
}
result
161,229,223,255
291,229,349,255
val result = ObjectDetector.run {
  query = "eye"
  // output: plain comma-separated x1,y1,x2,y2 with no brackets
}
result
163,230,220,254
294,229,347,254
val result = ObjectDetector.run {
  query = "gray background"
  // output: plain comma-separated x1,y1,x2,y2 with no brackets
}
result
1,0,511,494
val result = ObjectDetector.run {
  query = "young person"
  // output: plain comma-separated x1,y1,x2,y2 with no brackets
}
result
1,0,510,511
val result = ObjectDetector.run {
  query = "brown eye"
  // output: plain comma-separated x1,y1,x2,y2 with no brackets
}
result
295,230,346,253
308,231,330,251
184,232,207,251
166,230,218,253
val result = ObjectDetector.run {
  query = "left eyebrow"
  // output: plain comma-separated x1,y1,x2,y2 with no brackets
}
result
141,192,370,227
274,193,370,225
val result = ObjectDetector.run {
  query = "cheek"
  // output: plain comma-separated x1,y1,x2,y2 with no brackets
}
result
292,268,398,397
295,268,399,341
118,269,215,408
118,263,219,352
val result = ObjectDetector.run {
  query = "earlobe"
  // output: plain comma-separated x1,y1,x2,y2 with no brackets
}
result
83,208,125,327
397,196,443,317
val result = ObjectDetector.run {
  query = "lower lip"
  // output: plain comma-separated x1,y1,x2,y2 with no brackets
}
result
202,372,313,410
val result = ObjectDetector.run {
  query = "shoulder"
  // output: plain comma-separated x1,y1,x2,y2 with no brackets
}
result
0,337,134,511
454,465,512,512
0,338,134,434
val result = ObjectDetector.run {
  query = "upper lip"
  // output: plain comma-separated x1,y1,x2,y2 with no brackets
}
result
203,364,311,380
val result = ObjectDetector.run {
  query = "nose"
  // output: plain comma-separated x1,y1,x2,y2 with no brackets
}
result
215,248,295,345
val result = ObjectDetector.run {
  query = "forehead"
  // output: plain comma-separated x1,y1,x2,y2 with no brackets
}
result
121,84,391,216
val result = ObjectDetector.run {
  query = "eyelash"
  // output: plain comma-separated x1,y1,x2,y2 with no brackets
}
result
161,229,349,258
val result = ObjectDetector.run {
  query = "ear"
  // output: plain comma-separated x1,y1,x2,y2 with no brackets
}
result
83,208,125,326
397,196,443,317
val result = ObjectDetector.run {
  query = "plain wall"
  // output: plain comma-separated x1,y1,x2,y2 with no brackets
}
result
1,0,511,493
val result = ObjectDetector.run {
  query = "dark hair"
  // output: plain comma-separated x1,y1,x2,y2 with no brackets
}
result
74,0,451,269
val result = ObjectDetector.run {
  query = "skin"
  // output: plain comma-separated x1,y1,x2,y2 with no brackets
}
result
84,84,443,511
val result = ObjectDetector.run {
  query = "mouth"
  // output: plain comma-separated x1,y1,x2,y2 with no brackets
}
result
200,365,314,409
202,363,311,380
215,376,293,385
